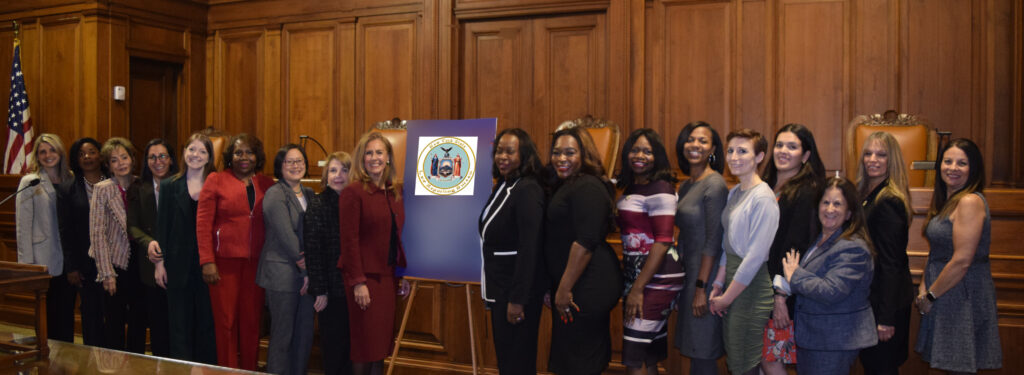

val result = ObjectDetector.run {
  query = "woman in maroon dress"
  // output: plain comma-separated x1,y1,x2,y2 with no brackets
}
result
339,131,411,375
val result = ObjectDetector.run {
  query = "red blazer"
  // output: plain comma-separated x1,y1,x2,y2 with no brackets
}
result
196,171,274,264
338,180,406,288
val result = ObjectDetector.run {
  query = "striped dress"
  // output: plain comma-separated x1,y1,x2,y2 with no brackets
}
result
616,180,683,367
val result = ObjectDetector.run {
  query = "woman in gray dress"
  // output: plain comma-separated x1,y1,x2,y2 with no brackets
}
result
709,129,778,375
673,121,727,375
915,138,1002,373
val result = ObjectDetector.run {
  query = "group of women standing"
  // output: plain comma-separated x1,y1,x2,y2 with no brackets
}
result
15,130,412,375
13,121,1002,375
478,123,1002,375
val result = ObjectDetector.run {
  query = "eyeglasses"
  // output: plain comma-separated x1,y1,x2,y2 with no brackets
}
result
148,154,170,161
283,159,305,166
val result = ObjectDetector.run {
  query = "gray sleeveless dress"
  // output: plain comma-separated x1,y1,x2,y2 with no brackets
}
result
916,192,1002,372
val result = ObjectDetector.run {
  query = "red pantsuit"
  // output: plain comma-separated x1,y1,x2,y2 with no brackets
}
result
196,171,274,370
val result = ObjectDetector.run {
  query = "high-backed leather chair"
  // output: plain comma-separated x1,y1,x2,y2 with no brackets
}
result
556,115,621,179
373,118,407,184
845,112,935,187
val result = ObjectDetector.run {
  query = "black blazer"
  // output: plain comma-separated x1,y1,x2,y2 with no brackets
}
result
57,178,99,280
156,176,203,290
767,183,820,279
127,179,159,287
863,181,915,326
478,176,545,304
304,188,344,297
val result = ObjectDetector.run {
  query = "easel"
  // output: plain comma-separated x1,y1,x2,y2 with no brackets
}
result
386,277,480,375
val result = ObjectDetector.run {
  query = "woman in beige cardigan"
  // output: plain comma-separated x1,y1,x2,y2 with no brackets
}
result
89,137,146,352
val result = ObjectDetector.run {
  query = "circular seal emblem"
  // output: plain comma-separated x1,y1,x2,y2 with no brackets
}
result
416,137,476,195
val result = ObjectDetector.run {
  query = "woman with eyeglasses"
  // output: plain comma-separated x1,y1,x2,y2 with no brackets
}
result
258,144,316,375
196,133,274,370
126,138,178,356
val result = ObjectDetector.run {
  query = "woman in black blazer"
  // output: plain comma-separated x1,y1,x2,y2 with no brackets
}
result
305,151,354,375
478,128,546,374
126,138,178,357
153,133,218,364
855,132,914,374
57,137,109,347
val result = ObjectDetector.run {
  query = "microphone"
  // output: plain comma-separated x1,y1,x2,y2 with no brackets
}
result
0,178,41,207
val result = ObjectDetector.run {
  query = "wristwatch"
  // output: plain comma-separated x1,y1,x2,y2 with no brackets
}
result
926,290,937,302
695,279,706,289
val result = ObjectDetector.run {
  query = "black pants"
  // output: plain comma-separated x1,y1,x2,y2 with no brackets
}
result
490,298,542,375
102,266,146,353
166,276,218,365
859,304,912,374
318,292,352,375
143,283,170,356
78,276,107,347
46,274,76,342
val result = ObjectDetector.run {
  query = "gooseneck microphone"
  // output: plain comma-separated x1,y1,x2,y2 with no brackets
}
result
0,178,41,207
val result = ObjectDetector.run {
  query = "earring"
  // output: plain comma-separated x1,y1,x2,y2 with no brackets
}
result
708,154,716,164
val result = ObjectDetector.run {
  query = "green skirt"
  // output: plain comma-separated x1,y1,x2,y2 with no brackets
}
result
722,252,773,373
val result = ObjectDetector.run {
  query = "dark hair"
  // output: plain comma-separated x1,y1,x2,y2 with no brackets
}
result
617,128,677,189
273,143,309,180
676,121,724,175
548,126,606,178
925,138,985,226
223,133,266,172
814,176,874,255
141,138,179,182
68,137,109,180
763,123,826,201
491,128,543,181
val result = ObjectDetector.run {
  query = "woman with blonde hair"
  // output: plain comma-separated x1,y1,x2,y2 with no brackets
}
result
340,132,410,375
855,132,915,375
307,151,354,375
16,133,75,341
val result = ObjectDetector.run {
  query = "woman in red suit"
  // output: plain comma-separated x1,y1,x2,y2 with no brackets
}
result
339,131,411,375
196,133,274,370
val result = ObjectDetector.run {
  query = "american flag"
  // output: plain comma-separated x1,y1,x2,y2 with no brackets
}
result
5,40,32,174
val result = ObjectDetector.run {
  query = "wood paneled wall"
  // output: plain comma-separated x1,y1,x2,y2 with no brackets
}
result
1,0,1023,373
0,0,206,157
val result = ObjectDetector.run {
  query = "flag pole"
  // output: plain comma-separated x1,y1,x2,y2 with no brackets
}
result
11,21,17,43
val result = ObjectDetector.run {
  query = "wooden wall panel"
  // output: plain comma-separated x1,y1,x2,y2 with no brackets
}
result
39,20,81,141
460,19,531,133
532,14,607,134
214,29,263,137
778,0,848,169
851,0,898,116
986,0,1017,187
357,15,417,129
903,0,974,140
739,0,769,136
284,22,338,163
649,1,732,165
338,23,357,153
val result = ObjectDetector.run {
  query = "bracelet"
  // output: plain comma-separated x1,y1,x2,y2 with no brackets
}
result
926,290,937,302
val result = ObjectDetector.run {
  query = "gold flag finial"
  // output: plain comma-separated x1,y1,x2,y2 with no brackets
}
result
12,21,18,41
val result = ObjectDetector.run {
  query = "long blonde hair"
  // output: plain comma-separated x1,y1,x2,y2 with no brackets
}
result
351,131,400,199
855,132,912,221
29,133,73,182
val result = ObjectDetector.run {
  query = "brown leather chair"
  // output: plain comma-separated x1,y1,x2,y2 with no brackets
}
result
556,115,621,179
845,112,936,187
373,118,407,184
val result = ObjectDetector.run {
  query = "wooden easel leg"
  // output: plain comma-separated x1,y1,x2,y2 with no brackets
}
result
386,280,419,375
464,285,478,375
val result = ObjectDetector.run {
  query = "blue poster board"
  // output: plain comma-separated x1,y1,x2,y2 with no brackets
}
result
400,118,496,282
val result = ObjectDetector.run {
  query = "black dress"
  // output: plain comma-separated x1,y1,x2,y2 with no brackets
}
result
479,175,546,374
57,178,106,347
544,175,622,375
858,180,914,372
